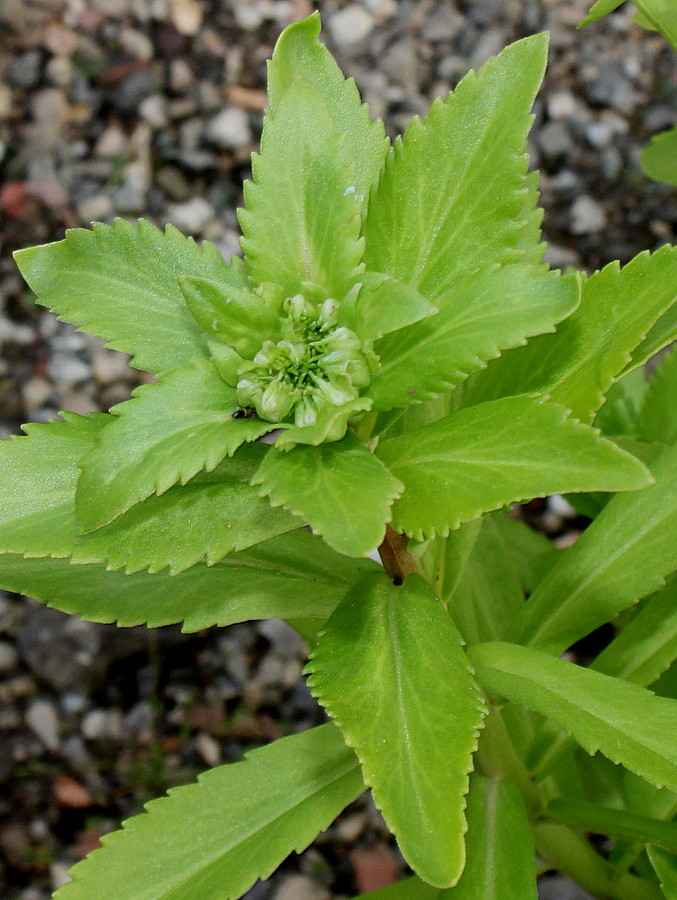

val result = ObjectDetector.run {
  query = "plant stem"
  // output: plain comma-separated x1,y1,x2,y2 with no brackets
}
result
534,823,663,900
378,526,421,584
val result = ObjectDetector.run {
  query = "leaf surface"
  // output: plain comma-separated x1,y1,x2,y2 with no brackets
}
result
519,440,677,655
252,433,403,557
367,267,578,410
470,642,677,793
376,395,651,540
307,574,486,888
13,220,243,374
77,360,269,532
267,13,388,208
0,531,378,631
546,799,677,853
642,129,677,187
363,35,549,297
239,78,363,301
438,776,537,900
592,576,677,688
463,248,677,421
580,0,625,26
640,345,677,445
648,847,677,899
55,724,363,900
627,303,677,373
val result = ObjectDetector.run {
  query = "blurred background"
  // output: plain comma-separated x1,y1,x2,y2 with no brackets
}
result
0,1,675,898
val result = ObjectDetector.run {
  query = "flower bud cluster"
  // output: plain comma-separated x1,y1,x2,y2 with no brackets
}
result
236,295,371,426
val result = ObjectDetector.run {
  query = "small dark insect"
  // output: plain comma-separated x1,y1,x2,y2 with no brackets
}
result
231,407,257,419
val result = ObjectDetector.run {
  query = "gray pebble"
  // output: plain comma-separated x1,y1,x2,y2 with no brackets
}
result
26,699,60,751
206,107,252,150
570,195,607,234
273,875,330,900
328,5,374,48
8,51,42,89
47,353,92,386
0,641,18,674
82,708,123,741
538,121,574,160
166,196,214,234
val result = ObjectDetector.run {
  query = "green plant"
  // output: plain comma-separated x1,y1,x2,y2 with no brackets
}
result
581,0,677,187
4,12,677,899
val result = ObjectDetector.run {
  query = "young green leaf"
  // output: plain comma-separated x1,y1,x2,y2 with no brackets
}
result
252,433,403,557
627,304,677,373
376,395,650,541
354,879,439,900
546,799,677,853
519,440,677,655
307,574,486,888
639,345,677,444
364,35,549,297
76,360,269,532
366,266,579,411
594,368,647,438
0,413,107,558
0,531,378,631
341,273,437,343
12,219,245,375
267,12,388,208
55,723,363,900
470,642,677,793
580,0,625,26
437,776,537,900
648,847,677,899
463,247,677,422
642,129,677,187
592,576,677,688
239,77,363,302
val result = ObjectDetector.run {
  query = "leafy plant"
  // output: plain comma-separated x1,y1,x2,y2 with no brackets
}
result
580,0,677,187
4,12,677,899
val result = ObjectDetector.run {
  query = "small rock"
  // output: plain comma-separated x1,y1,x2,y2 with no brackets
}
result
92,347,133,384
273,874,330,900
140,94,168,128
50,862,72,891
206,106,252,150
169,59,195,92
82,708,123,741
119,27,154,60
351,846,398,894
8,51,42,89
22,373,54,410
328,5,374,48
60,692,88,716
46,56,75,88
53,774,92,809
31,88,70,126
547,91,579,120
570,195,607,234
166,196,214,234
92,0,131,17
336,811,369,842
111,70,157,113
48,353,91,385
362,0,398,19
543,243,579,269
195,732,221,767
0,641,18,674
44,23,78,56
0,84,12,119
77,193,113,223
169,0,203,35
95,125,127,158
26,699,60,751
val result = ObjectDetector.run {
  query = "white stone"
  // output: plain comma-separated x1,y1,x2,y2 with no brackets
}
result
0,640,18,673
195,732,221,767
570,195,607,234
206,106,251,149
140,94,168,128
93,348,133,384
166,196,214,234
547,91,578,119
328,5,374,47
26,699,60,750
274,875,331,900
361,0,397,18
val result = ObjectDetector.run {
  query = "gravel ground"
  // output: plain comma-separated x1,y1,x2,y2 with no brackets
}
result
0,1,675,897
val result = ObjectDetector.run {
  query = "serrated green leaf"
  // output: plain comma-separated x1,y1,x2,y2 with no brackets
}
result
340,272,437,343
178,276,281,358
634,0,677,45
252,432,403,557
631,314,677,380
13,220,244,375
594,368,647,438
55,723,363,900
307,573,486,888
464,247,677,422
580,0,625,26
76,360,270,532
640,345,677,444
353,878,439,900
648,847,677,898
438,776,537,900
470,642,677,793
366,266,579,411
0,531,378,631
642,129,677,187
592,576,677,688
363,35,549,299
519,440,677,655
376,395,651,541
448,515,530,645
239,77,363,301
0,415,298,574
0,413,107,558
267,13,388,209
546,799,677,853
